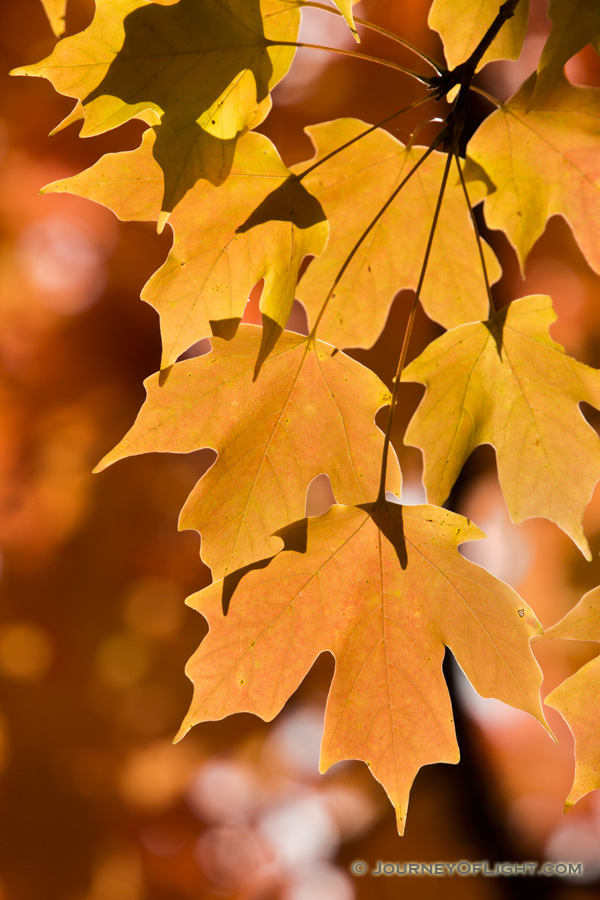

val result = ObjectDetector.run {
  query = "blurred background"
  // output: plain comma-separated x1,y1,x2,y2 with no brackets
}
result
1,0,600,897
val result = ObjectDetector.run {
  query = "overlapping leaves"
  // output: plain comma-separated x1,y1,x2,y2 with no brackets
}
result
296,118,499,348
16,0,302,215
97,327,399,579
46,128,328,368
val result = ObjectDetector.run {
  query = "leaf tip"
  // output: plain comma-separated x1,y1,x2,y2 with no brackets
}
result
49,102,84,136
395,809,406,837
157,210,170,234
40,179,60,196
93,447,120,473
172,720,190,744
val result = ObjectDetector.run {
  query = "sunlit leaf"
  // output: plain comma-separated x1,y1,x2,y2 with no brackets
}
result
404,295,600,558
96,326,399,579
469,74,600,274
295,118,499,349
428,0,530,70
47,128,328,368
176,501,546,833
15,0,301,213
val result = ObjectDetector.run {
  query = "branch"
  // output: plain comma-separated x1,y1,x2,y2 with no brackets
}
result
428,0,523,98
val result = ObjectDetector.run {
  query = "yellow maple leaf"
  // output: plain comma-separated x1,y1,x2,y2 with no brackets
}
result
15,0,301,214
468,74,600,275
428,0,530,70
295,118,499,349
46,128,328,369
404,295,600,559
177,501,547,833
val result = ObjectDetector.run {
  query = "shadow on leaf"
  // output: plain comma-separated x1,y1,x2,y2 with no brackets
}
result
221,517,309,614
236,176,327,233
362,500,408,570
484,302,509,358
85,0,280,211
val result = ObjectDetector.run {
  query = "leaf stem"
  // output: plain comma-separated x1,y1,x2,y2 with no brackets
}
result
308,131,447,340
297,93,431,181
270,41,433,84
298,1,445,72
470,85,502,108
454,152,496,315
377,148,454,503
374,1,523,501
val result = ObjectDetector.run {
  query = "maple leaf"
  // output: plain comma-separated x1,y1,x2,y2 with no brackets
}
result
295,119,499,349
428,0,530,70
403,295,600,559
40,0,67,36
468,73,600,275
15,0,301,216
533,0,600,102
96,326,400,580
175,500,547,833
543,587,600,809
45,128,328,369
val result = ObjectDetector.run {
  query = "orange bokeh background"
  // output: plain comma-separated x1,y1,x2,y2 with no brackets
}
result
1,1,600,897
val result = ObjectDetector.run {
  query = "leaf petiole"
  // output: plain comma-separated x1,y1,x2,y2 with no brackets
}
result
377,148,454,502
270,41,434,84
453,151,496,315
298,0,446,73
309,130,448,340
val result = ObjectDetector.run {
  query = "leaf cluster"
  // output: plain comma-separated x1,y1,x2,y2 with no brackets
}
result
16,0,600,831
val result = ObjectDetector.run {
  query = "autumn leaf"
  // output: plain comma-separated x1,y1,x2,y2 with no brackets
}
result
45,127,327,369
96,326,399,580
468,73,600,275
295,119,499,349
404,295,600,559
543,587,600,809
40,0,67,36
428,0,530,70
533,0,600,102
15,0,301,215
175,500,546,833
